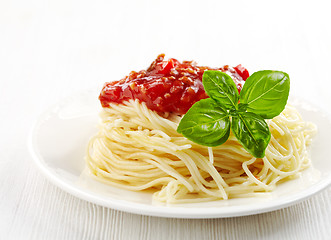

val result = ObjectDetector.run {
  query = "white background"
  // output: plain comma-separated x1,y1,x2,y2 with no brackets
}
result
1,0,330,239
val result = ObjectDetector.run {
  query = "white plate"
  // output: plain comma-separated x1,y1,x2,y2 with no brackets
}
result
28,90,331,218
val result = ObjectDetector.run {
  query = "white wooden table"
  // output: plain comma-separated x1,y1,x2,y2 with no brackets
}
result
1,0,330,239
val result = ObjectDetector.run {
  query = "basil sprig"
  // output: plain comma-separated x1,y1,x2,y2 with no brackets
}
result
177,70,290,158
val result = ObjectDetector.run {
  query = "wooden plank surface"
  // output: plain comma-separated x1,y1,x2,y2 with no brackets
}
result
1,0,330,239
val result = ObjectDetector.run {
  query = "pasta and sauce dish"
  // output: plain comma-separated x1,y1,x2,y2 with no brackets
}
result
86,54,316,204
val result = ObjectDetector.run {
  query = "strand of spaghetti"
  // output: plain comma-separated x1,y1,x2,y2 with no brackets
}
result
173,151,226,198
126,152,194,191
92,169,175,191
184,149,228,199
242,157,273,191
208,147,214,164
98,140,154,170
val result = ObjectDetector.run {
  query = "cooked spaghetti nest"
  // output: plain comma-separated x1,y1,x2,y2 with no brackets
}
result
86,99,316,204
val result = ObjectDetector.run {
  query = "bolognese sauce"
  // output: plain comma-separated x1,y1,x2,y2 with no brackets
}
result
99,54,249,114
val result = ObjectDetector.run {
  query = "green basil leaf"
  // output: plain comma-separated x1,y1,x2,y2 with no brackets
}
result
202,70,239,110
177,98,230,147
231,112,271,158
239,70,290,119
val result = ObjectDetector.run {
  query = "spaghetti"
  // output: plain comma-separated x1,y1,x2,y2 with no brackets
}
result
86,99,316,204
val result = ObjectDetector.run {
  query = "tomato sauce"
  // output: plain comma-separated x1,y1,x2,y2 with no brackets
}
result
99,54,249,114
